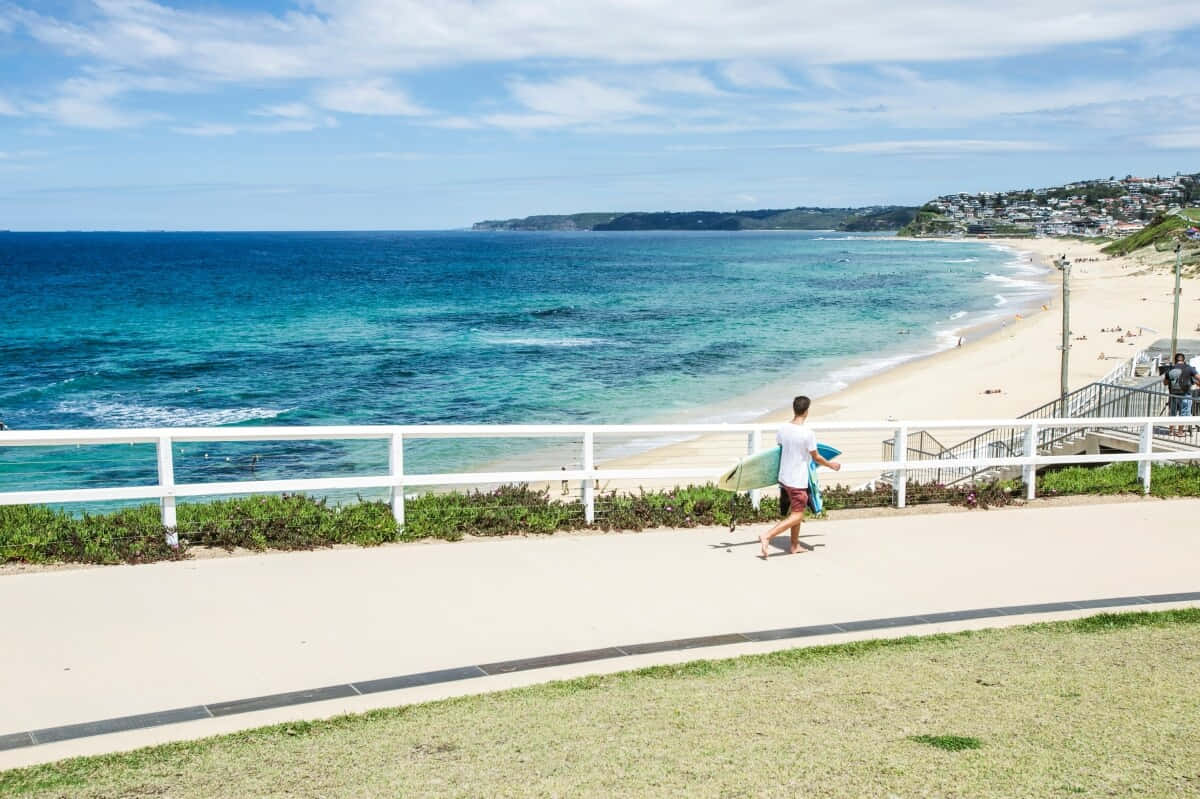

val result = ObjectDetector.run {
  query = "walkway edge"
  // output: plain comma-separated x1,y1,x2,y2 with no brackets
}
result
3,591,1197,769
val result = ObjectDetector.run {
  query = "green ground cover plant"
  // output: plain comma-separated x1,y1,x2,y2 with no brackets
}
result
3,463,1197,565
1039,461,1200,497
907,734,983,752
3,609,1197,798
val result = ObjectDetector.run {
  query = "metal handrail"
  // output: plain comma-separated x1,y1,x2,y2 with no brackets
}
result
887,380,1181,487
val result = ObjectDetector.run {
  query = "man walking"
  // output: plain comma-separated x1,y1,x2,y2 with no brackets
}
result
759,396,841,559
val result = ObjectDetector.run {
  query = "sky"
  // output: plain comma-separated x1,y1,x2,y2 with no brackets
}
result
0,1,1199,230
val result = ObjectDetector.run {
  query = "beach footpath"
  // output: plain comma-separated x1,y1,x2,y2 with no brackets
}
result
3,498,1198,769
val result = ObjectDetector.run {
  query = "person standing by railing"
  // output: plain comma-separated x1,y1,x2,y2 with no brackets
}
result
1191,354,1200,435
759,396,841,559
1163,353,1199,437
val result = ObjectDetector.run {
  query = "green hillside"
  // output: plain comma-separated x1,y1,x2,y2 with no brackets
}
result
471,213,622,231
474,206,916,232
1102,209,1200,256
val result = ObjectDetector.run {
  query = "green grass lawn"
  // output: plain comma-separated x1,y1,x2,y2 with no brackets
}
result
4,610,1199,798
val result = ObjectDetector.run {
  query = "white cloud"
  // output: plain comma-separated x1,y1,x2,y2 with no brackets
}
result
175,104,337,136
644,69,725,97
720,61,793,90
7,0,1200,140
486,76,654,129
173,123,238,136
1141,128,1200,149
820,139,1057,154
315,79,427,116
30,75,165,128
0,95,21,116
804,66,841,90
252,102,315,119
248,102,338,131
510,77,650,117
0,149,45,160
15,1,1200,79
430,116,481,129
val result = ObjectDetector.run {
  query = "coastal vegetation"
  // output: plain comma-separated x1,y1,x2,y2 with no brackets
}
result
897,204,967,237
4,462,1198,566
3,609,1197,797
472,205,916,232
1101,207,1200,259
470,212,623,231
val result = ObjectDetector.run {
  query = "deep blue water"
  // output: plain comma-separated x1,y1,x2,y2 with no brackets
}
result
0,230,1047,494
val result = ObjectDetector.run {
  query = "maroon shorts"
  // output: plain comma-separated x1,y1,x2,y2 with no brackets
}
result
781,484,809,512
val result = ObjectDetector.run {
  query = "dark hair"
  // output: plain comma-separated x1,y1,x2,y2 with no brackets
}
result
792,395,811,416
1176,353,1187,362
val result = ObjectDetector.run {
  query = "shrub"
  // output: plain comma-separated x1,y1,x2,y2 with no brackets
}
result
4,463,1198,566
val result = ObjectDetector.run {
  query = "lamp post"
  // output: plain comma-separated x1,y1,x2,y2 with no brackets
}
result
1171,242,1182,361
1056,254,1071,413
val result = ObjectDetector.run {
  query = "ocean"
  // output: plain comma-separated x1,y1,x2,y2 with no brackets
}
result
0,230,1048,493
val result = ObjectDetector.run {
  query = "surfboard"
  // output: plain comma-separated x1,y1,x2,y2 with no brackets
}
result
717,443,840,492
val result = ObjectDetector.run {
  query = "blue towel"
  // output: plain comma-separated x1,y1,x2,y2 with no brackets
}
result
807,443,842,514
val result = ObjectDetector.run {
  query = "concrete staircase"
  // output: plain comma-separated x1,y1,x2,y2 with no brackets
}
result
883,347,1200,488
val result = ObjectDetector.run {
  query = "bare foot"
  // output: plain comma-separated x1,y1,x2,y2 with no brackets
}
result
759,535,770,559
790,545,805,554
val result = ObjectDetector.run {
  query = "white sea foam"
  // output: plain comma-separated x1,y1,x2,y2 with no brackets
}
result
984,273,1044,292
55,400,291,427
994,294,1009,306
950,311,968,320
935,328,963,349
944,258,979,263
482,336,604,348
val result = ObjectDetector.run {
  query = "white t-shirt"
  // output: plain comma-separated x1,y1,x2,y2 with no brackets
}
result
776,423,817,488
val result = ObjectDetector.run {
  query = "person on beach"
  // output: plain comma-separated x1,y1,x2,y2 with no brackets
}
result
1164,353,1199,436
759,396,840,559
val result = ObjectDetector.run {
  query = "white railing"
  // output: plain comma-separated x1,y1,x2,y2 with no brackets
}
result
1092,348,1154,392
0,417,1196,541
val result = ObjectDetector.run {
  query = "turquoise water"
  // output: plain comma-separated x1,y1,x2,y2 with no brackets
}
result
0,231,1046,492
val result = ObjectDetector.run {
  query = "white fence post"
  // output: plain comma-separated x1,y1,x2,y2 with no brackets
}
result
1023,423,1038,500
893,425,907,509
748,430,762,510
155,435,178,548
1139,422,1153,494
583,430,595,524
389,431,405,526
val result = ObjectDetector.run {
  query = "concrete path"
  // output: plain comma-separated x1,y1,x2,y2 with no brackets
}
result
2,498,1198,769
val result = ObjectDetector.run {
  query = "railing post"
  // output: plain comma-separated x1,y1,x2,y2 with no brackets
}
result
156,435,178,548
748,430,762,510
1139,422,1152,494
582,430,595,524
1023,423,1037,500
893,425,907,508
389,431,405,526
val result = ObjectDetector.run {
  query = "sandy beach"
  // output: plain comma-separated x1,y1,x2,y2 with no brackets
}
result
585,236,1197,495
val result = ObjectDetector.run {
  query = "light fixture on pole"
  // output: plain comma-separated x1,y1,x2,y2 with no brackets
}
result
1171,242,1182,362
1056,254,1071,413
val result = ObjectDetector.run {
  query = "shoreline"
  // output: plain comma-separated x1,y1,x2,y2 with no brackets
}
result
463,237,1057,490
584,234,1192,493
611,238,1054,428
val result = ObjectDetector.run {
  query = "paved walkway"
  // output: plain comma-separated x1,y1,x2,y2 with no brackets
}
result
2,499,1198,769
